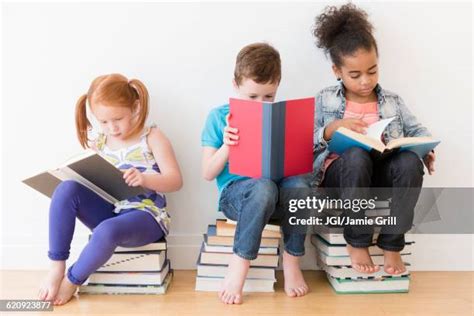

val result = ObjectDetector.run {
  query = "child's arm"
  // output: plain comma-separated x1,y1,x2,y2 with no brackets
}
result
123,128,183,192
314,94,367,148
202,115,238,181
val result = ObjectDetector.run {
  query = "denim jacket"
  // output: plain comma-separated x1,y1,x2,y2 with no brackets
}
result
312,82,431,187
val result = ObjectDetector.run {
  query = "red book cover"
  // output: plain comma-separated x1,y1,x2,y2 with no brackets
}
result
229,97,314,180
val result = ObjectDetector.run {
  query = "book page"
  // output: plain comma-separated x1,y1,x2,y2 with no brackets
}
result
50,167,118,204
366,117,395,139
386,136,435,149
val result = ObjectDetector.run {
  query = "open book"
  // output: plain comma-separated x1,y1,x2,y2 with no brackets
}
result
22,149,147,204
328,117,440,159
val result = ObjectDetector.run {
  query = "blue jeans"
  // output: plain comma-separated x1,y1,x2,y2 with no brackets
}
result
48,180,164,285
219,174,311,260
322,147,424,251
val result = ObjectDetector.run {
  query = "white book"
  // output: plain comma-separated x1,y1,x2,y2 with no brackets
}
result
97,251,166,272
115,240,167,253
311,234,413,256
317,258,410,279
203,238,277,255
22,149,147,203
80,271,172,295
225,218,280,232
200,245,279,268
195,276,275,292
314,229,415,245
196,255,275,280
327,274,410,294
87,260,170,286
317,250,411,266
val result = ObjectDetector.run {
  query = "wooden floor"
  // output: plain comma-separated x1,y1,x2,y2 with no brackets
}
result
0,270,472,316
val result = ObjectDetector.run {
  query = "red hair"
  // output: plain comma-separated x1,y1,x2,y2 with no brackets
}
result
75,74,149,148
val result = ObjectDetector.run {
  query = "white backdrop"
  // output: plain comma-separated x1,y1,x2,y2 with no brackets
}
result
1,1,472,270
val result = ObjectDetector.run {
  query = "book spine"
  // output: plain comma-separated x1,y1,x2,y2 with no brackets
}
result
262,101,285,180
262,103,272,179
273,101,286,181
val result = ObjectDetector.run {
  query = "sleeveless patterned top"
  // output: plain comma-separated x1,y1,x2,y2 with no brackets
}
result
96,125,170,235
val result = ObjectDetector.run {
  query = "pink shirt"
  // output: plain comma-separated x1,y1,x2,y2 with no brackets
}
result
323,100,379,175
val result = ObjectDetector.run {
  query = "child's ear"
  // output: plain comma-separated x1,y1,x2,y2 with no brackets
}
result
232,79,238,90
332,64,342,80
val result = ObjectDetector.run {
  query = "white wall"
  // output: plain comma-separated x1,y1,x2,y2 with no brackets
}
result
1,2,472,271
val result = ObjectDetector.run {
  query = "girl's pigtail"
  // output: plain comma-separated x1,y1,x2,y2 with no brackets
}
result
75,94,91,148
128,79,149,136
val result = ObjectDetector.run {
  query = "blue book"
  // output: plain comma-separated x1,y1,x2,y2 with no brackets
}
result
328,118,440,159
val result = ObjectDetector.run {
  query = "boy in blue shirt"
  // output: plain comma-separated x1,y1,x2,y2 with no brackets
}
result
201,43,310,304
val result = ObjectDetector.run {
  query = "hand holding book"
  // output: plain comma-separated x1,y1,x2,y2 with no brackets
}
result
328,117,440,162
324,118,369,141
223,113,239,146
123,167,146,187
423,151,436,175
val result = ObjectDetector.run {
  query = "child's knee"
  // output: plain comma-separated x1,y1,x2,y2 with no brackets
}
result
251,179,278,204
91,220,122,245
393,151,424,179
341,147,372,170
53,180,84,199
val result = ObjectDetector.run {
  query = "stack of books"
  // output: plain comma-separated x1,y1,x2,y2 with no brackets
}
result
79,237,172,295
312,201,414,294
195,219,281,292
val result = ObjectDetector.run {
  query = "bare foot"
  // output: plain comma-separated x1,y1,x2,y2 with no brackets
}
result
383,250,406,275
218,254,249,304
38,261,65,301
283,251,309,297
53,277,78,305
346,244,380,274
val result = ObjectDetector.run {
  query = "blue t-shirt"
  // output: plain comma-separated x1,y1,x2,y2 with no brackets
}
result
201,104,248,197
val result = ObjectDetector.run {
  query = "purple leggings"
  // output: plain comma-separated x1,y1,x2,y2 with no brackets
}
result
48,180,164,285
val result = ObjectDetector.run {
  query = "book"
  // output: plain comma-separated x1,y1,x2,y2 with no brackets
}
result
313,227,415,245
326,274,410,294
228,97,314,180
216,219,281,239
203,236,278,255
316,249,410,266
311,234,413,257
22,149,146,203
196,254,275,279
87,260,170,286
195,276,275,292
225,218,280,232
206,225,280,248
200,243,279,267
97,251,167,272
316,258,410,280
328,117,440,159
115,238,167,253
80,271,173,295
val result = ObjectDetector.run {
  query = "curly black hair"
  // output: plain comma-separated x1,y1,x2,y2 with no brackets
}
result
313,3,378,67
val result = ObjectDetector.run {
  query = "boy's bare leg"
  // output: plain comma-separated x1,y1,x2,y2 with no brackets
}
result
282,250,309,297
218,254,250,304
